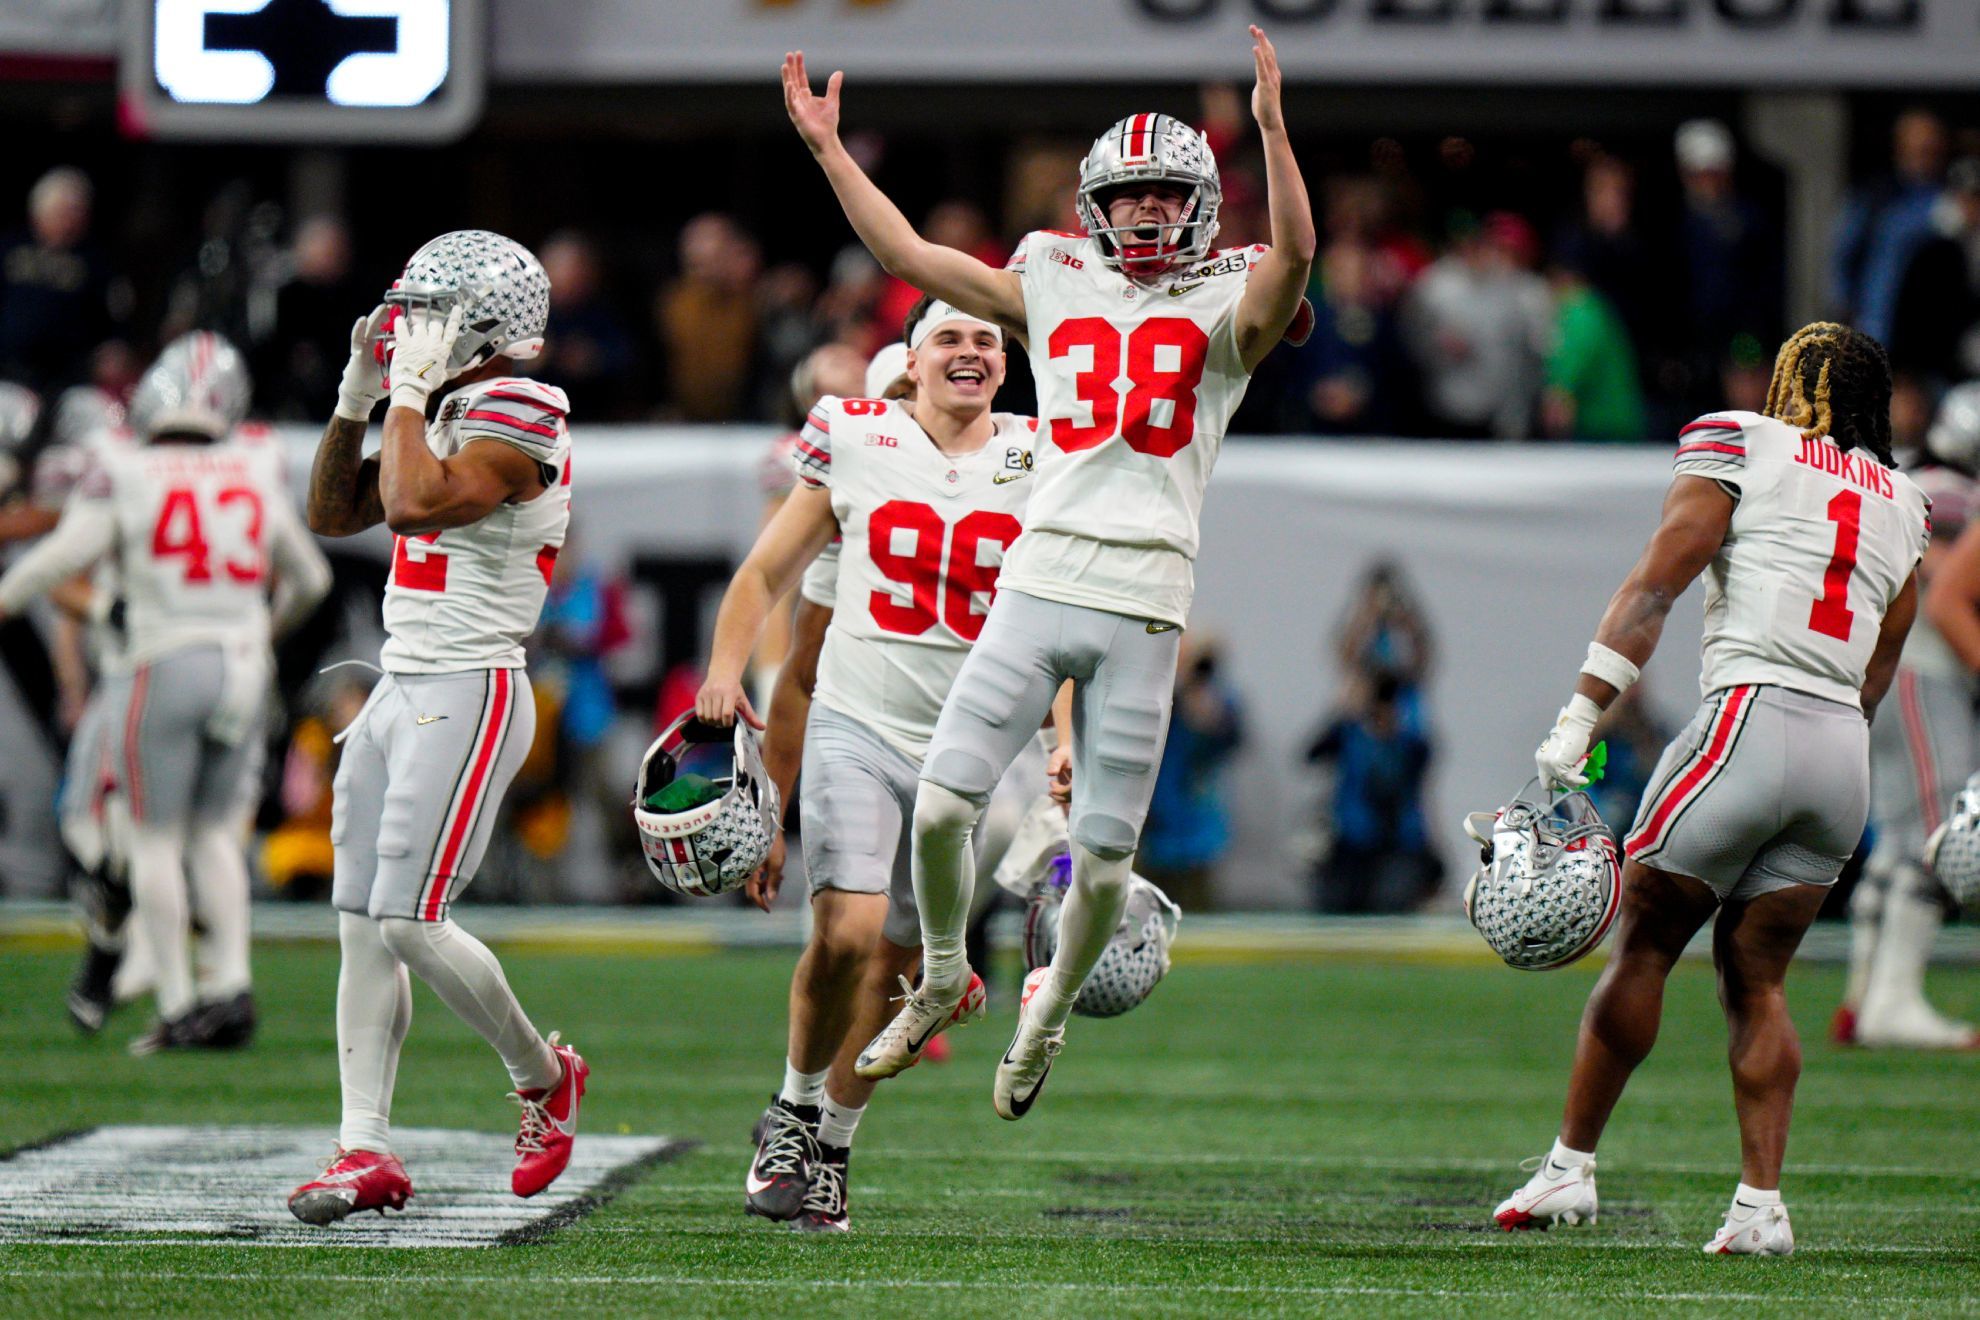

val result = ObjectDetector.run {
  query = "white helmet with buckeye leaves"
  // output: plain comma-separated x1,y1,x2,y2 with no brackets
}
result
1075,113,1222,278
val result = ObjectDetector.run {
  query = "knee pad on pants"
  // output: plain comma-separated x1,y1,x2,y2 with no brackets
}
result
1069,811,1137,863
914,781,980,843
376,915,438,966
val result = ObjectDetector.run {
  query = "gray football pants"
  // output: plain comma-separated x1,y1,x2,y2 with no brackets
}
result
332,668,534,922
922,588,1180,860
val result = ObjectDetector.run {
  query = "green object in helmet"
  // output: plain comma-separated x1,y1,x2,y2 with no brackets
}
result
1582,741,1609,786
644,773,723,814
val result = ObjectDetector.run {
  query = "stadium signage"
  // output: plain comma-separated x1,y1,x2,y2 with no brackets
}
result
489,0,1980,88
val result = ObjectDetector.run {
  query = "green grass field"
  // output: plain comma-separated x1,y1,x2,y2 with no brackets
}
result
1,936,1976,1317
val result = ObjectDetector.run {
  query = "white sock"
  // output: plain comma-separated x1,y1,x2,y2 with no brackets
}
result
1035,840,1132,1031
186,821,252,1000
818,1094,866,1149
910,782,979,997
1734,1182,1781,1207
378,917,561,1093
128,825,195,1020
1549,1138,1595,1171
1861,866,1942,1022
1843,861,1888,1008
337,912,411,1154
780,1061,828,1110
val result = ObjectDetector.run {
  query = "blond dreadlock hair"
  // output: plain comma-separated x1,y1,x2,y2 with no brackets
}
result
1763,321,1894,465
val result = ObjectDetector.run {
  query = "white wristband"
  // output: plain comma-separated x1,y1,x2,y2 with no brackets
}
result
388,383,433,414
333,393,375,423
1580,642,1640,694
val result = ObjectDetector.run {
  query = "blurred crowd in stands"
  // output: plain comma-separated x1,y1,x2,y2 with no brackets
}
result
6,102,1979,447
3,100,1979,910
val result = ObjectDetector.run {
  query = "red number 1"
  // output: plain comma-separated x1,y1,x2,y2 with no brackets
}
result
1808,489,1860,642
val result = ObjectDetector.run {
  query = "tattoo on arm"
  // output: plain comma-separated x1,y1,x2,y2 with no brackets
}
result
307,415,386,536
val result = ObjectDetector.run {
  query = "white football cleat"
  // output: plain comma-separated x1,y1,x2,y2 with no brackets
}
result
853,972,986,1080
1493,1150,1598,1230
1703,1197,1794,1255
1854,1001,1980,1050
993,968,1065,1121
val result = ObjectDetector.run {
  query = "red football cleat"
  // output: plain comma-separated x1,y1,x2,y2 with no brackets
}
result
923,1032,952,1064
512,1031,588,1198
1829,1004,1858,1046
288,1147,414,1225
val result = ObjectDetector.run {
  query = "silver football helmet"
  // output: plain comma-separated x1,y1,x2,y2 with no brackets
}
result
1075,113,1221,278
1928,381,1980,474
631,714,780,899
383,229,549,378
128,331,251,441
1925,774,1980,911
1021,853,1182,1018
1463,782,1623,972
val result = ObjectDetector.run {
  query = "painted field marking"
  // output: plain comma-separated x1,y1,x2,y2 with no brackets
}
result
0,1126,684,1249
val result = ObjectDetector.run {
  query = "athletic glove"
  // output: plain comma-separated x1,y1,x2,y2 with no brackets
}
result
387,304,463,414
1535,693,1602,791
333,305,392,422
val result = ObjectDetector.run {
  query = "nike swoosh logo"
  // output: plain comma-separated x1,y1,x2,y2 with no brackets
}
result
908,1016,946,1052
315,1168,370,1186
992,472,1028,484
1167,282,1204,297
1145,622,1179,634
1003,1053,1051,1117
415,714,447,725
745,1171,781,1195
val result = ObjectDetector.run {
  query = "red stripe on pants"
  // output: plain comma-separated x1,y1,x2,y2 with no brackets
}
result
1628,685,1753,858
1897,671,1941,833
422,670,512,921
121,665,150,824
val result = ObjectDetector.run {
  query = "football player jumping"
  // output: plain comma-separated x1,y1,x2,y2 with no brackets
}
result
783,26,1313,1118
695,299,1049,1231
0,335,331,1054
1501,323,1930,1255
288,231,587,1225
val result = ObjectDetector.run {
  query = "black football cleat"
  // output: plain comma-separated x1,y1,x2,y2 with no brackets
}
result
790,1142,850,1233
744,1097,818,1221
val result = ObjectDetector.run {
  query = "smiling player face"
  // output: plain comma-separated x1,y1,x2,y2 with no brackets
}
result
907,321,1005,414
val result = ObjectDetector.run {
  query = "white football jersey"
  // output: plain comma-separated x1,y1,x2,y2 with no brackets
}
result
1675,411,1931,708
380,376,572,674
77,422,296,665
998,231,1263,625
36,425,134,673
760,429,842,609
794,395,1034,760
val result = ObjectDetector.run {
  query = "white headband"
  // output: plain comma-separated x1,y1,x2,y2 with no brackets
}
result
865,342,910,399
908,301,1003,352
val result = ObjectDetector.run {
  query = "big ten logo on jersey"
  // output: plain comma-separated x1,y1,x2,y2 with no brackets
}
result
1794,435,1895,499
864,433,898,448
867,500,1021,643
1049,246,1084,271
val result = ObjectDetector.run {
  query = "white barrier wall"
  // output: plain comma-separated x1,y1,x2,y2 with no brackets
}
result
279,427,1703,909
0,429,1705,903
